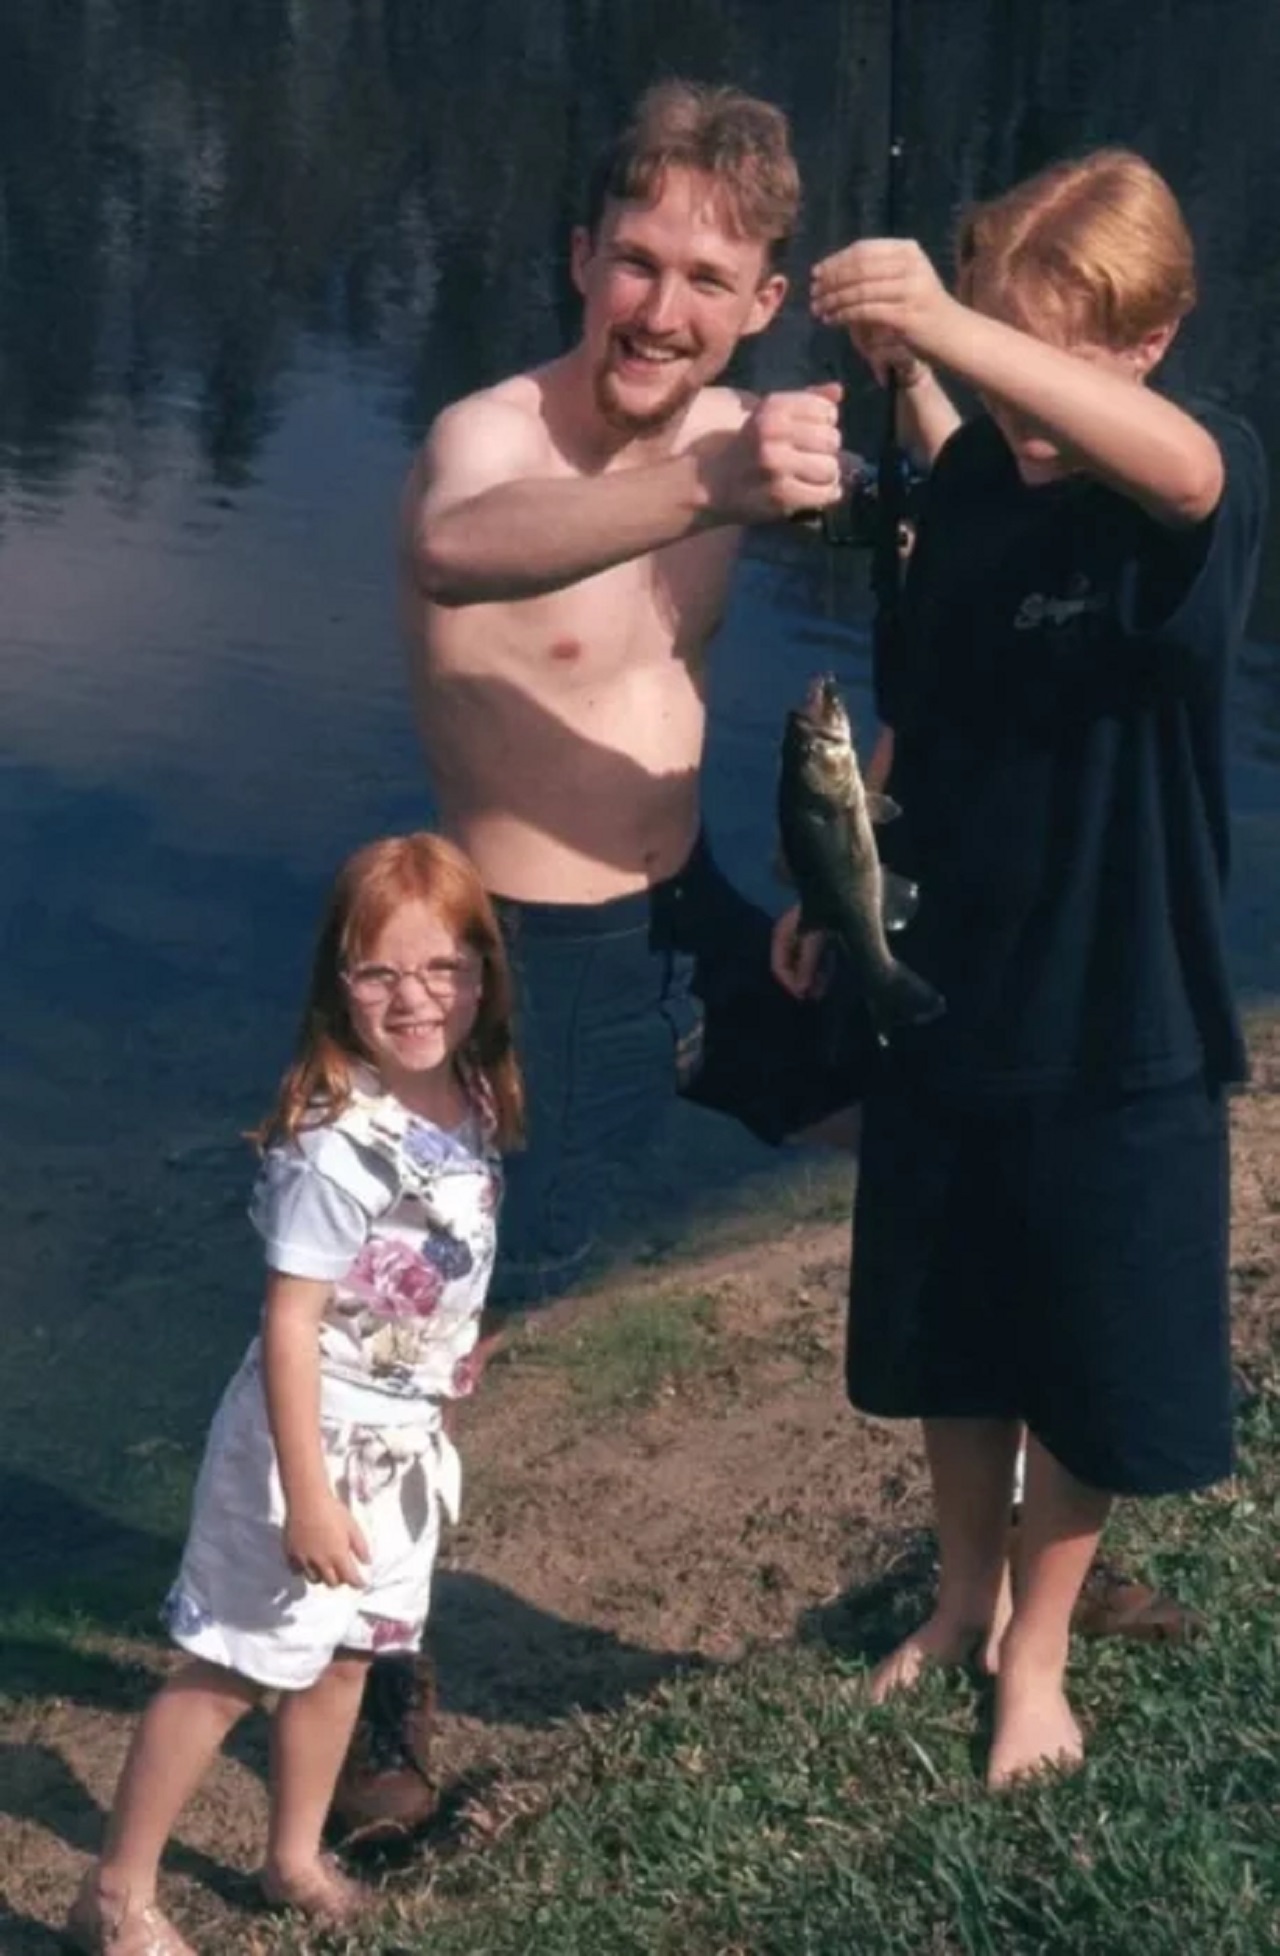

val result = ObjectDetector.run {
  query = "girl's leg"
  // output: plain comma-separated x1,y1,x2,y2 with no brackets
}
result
988,1431,1111,1788
68,1659,257,1951
871,1415,1021,1700
99,1658,258,1893
261,1651,371,1913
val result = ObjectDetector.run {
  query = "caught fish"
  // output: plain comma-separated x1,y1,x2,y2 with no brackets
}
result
778,674,945,1035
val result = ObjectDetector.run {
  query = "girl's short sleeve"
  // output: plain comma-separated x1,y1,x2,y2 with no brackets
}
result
249,1128,393,1280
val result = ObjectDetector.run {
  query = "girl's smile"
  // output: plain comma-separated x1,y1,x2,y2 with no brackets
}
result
343,899,481,1114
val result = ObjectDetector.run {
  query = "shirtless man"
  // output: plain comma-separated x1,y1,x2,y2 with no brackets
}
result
400,81,881,1298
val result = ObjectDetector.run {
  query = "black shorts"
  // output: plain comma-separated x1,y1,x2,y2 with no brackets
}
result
492,835,879,1300
846,1070,1233,1495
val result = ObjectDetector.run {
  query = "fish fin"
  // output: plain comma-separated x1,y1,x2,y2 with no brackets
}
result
880,869,920,933
865,791,902,825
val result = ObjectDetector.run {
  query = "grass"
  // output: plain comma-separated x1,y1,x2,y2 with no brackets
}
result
516,1289,723,1415
280,1378,1280,1956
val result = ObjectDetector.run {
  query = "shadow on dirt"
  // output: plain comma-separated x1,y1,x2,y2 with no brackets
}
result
796,1528,938,1667
430,1567,711,1726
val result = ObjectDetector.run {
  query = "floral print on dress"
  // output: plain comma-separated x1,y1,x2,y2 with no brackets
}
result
255,1074,501,1409
365,1614,418,1652
163,1587,214,1640
423,1231,473,1282
346,1239,444,1320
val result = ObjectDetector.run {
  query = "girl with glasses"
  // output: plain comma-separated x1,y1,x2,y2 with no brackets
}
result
67,832,522,1954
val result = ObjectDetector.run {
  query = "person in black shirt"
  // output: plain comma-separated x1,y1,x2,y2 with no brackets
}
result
795,150,1267,1786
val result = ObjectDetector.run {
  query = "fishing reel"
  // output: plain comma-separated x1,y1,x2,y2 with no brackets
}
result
816,448,928,550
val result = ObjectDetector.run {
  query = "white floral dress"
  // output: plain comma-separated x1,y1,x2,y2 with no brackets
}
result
163,1073,501,1690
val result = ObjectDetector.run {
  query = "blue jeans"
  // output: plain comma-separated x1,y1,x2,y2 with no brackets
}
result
492,835,876,1303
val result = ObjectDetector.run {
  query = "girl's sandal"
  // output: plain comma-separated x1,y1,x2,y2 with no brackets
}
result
63,1870,197,1956
259,1855,371,1926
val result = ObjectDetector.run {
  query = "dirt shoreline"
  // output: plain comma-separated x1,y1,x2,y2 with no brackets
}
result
2,1021,1276,1953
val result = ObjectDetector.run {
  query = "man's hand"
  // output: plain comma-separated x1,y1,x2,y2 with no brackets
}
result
811,240,958,363
771,904,829,1000
698,382,845,524
284,1493,371,1589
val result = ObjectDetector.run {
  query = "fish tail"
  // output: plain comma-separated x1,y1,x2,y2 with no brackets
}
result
870,957,947,1033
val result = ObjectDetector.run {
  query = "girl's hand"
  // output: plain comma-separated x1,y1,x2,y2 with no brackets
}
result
284,1494,370,1589
811,239,956,361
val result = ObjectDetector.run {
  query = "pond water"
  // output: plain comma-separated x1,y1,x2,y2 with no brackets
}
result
3,0,1277,1565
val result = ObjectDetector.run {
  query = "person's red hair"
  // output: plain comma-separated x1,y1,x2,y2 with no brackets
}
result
256,832,524,1151
957,149,1196,348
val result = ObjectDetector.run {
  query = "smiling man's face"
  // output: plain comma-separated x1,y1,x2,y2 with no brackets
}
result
571,167,787,437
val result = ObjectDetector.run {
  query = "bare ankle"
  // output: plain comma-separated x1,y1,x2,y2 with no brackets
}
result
262,1847,319,1885
94,1860,157,1907
999,1621,1071,1681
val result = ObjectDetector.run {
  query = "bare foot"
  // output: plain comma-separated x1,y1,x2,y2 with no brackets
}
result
65,1867,197,1956
987,1667,1084,1789
867,1613,990,1704
259,1853,370,1925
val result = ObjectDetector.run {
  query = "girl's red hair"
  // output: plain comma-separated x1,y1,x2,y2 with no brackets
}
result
256,832,524,1151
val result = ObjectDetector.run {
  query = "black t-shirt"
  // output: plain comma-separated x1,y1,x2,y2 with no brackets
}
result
876,401,1268,1100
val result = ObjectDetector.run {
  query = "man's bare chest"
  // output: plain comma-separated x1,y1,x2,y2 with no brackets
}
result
523,528,738,671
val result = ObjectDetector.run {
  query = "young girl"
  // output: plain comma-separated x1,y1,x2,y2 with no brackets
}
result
67,832,523,1955
805,152,1267,1786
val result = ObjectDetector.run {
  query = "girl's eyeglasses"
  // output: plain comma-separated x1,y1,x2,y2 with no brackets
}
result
342,958,482,1004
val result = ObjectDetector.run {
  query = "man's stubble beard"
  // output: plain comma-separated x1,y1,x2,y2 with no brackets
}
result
593,359,701,438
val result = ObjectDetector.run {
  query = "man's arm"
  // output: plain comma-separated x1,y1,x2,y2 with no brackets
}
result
813,241,1222,526
406,386,846,609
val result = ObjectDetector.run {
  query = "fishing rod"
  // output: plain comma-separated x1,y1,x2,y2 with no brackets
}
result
870,0,910,663
818,0,924,572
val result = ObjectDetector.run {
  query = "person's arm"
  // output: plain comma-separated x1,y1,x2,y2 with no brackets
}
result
893,361,963,469
406,385,846,608
260,1271,370,1588
865,723,895,792
812,240,1222,526
839,325,961,470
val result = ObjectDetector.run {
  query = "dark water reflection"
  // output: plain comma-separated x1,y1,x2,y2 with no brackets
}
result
3,0,1278,1547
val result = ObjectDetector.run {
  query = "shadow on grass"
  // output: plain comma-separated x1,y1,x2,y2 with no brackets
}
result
0,1638,159,1714
4,1471,179,1608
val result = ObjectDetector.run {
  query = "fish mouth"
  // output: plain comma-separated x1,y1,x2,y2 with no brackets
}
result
797,673,850,743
